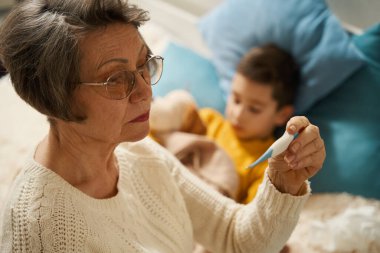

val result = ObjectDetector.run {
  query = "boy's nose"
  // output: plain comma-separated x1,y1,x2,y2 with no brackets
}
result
233,106,245,122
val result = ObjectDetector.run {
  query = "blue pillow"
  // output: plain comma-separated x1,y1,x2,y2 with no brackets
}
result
153,42,225,113
198,0,364,114
306,23,380,199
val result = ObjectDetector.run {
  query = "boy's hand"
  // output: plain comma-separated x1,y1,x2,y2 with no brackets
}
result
267,116,326,195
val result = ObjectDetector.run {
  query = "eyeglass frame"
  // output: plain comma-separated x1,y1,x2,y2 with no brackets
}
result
79,55,164,100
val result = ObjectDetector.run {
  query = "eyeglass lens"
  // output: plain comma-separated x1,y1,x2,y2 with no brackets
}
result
105,56,163,100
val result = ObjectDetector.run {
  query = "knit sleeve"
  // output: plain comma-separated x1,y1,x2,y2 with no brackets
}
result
169,156,310,253
1,176,89,253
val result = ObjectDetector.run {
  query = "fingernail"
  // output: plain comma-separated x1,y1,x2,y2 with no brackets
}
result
290,125,296,132
292,143,300,152
286,154,295,163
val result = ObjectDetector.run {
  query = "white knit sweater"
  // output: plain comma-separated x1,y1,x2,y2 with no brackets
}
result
0,138,310,253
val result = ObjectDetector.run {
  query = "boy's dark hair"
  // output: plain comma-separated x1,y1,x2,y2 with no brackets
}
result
237,44,300,109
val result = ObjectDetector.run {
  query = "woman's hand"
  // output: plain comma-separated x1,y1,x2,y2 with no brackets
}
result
267,116,326,195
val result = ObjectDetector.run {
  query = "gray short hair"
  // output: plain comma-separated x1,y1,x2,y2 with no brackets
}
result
0,0,149,122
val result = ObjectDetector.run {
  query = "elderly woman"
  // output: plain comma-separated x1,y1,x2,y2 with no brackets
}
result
0,0,325,252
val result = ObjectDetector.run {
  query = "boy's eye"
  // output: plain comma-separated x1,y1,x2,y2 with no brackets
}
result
249,106,262,114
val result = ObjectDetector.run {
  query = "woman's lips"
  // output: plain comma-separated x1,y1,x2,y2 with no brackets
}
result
129,111,150,123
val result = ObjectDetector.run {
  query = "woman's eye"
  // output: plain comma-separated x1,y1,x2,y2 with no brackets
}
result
137,54,151,69
137,61,145,69
108,71,129,85
137,63,146,72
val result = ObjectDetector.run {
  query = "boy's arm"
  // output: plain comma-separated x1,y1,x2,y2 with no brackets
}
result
179,104,206,135
149,90,206,136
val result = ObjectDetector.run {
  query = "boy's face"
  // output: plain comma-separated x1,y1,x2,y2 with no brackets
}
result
225,73,291,140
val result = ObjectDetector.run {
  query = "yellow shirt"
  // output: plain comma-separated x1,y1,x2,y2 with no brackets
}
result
199,108,274,204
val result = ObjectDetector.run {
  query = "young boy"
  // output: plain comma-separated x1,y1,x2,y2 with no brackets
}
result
150,43,299,204
199,43,300,203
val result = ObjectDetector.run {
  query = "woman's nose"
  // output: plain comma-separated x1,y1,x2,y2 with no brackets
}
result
129,72,152,103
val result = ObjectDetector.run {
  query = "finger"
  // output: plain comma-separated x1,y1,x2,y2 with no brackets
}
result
288,124,321,154
303,165,321,179
289,147,326,171
268,156,292,172
285,136,324,163
286,116,310,135
290,139,326,169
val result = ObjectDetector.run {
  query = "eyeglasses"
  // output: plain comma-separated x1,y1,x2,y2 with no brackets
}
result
80,55,164,100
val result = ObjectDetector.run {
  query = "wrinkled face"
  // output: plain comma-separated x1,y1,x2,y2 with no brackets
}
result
70,23,152,143
225,73,283,140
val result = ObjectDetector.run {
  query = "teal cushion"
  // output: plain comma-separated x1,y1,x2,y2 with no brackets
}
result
352,23,380,69
306,23,380,199
198,0,364,114
153,42,225,113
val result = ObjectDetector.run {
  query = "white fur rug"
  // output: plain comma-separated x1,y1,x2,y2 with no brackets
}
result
287,193,380,253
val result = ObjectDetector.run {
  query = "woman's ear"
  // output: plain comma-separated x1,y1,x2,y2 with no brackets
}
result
274,105,294,126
